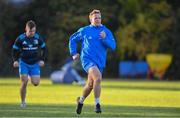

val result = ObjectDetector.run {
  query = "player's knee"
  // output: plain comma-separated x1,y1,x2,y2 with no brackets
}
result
88,84,93,89
21,76,28,82
22,79,28,83
92,71,102,84
87,82,93,89
21,80,28,87
31,77,40,86
32,81,40,86
33,83,39,86
95,78,101,84
34,84,38,86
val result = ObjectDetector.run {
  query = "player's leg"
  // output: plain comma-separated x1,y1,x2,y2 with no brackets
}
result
81,74,94,101
29,63,40,86
20,75,28,107
76,73,94,114
80,62,97,100
89,66,102,113
19,61,29,108
89,66,102,99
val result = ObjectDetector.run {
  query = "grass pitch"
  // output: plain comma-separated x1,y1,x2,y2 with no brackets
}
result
0,78,180,117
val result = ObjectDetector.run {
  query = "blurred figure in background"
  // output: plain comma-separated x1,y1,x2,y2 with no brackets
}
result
12,20,47,108
69,9,116,114
50,58,85,85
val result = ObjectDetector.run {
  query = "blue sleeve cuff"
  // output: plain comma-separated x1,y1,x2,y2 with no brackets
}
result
13,45,19,50
41,43,46,48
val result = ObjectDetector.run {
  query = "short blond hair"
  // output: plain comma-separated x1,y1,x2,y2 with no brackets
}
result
89,9,101,20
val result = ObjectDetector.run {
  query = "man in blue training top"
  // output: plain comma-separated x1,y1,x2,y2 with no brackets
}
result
69,9,116,114
12,20,47,108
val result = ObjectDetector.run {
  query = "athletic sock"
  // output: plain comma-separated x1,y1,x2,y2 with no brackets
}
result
79,96,85,104
95,98,100,105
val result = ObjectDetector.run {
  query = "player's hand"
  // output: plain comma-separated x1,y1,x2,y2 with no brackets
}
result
13,61,19,68
39,60,45,67
100,31,106,39
72,53,80,61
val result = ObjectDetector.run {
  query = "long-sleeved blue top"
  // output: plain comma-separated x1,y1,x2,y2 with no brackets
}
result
12,33,46,64
69,24,116,70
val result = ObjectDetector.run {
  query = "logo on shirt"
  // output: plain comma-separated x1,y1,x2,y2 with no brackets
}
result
23,44,38,50
22,41,27,45
29,45,33,48
34,40,38,45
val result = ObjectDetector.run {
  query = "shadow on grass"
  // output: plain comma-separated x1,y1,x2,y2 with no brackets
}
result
0,103,180,117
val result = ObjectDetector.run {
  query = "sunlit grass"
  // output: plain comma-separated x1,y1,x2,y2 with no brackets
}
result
0,78,180,117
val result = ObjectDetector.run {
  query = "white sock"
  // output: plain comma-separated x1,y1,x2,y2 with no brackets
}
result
95,98,100,105
79,96,85,104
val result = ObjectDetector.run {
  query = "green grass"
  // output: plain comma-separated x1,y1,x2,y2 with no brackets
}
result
0,78,180,117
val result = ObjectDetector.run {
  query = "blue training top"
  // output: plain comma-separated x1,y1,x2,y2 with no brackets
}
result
12,33,46,64
69,24,116,71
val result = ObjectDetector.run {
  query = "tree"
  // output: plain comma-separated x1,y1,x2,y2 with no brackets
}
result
115,0,173,60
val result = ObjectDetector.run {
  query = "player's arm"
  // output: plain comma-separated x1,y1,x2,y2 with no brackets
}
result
39,37,47,66
69,28,83,60
101,29,116,51
12,38,21,67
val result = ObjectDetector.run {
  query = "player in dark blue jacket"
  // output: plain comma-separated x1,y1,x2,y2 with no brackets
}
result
12,20,47,108
69,9,116,114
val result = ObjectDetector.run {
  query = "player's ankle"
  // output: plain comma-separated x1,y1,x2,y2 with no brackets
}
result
95,97,100,105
